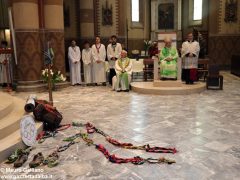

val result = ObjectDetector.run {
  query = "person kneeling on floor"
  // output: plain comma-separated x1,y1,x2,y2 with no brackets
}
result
113,50,132,92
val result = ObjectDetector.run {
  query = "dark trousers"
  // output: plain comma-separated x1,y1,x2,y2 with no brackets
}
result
109,68,116,85
182,69,197,84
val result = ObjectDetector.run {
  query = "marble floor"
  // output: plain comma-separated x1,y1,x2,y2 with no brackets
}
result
1,72,240,180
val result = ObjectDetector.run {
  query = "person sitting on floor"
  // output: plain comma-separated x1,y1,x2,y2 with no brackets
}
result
113,50,132,92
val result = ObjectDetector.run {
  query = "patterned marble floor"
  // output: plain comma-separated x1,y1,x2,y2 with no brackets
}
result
1,72,240,180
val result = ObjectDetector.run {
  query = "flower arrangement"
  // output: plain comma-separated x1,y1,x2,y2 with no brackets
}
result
143,40,152,52
41,69,66,86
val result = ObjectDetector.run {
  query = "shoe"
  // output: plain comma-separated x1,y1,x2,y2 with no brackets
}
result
43,151,59,168
6,149,23,164
123,89,129,92
116,90,121,92
102,82,106,86
14,153,28,168
29,153,44,168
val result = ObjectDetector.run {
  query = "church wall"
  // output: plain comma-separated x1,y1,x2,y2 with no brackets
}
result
208,0,240,69
182,0,209,40
99,0,117,37
63,0,151,54
64,0,78,40
127,0,151,52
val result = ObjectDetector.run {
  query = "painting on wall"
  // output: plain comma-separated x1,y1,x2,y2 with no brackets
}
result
224,0,238,23
102,0,113,26
158,3,174,30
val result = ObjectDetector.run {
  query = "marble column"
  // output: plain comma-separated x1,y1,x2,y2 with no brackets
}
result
79,0,95,39
43,0,65,75
12,0,42,82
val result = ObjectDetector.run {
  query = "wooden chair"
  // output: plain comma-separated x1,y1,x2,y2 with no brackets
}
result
143,59,154,81
206,65,223,90
198,58,209,81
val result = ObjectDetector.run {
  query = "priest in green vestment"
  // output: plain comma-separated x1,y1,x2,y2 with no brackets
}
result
159,37,179,80
114,50,132,92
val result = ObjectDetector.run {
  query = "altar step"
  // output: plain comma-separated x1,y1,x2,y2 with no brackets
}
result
0,92,14,120
17,81,70,92
131,81,206,95
153,80,183,87
0,92,42,162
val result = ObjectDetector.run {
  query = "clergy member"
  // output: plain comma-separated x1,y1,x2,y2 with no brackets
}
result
181,32,200,84
92,36,106,86
0,41,12,87
107,35,122,85
114,50,132,92
68,40,81,85
82,41,93,85
159,37,179,80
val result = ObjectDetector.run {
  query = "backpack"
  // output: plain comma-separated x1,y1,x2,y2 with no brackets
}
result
33,101,62,131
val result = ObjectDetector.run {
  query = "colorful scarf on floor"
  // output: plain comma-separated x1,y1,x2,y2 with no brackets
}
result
70,122,177,165
73,122,177,154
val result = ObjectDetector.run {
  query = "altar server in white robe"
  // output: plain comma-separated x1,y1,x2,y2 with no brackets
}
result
68,40,82,85
82,41,93,85
0,41,12,86
114,50,132,92
107,35,122,85
92,36,106,85
181,33,200,84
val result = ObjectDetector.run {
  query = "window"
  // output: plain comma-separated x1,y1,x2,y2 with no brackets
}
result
193,0,202,20
131,0,139,22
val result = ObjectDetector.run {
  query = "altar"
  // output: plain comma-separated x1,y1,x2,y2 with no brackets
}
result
131,56,206,95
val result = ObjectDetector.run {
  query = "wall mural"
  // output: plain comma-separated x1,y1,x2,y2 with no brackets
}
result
102,0,113,26
158,3,174,30
224,0,238,23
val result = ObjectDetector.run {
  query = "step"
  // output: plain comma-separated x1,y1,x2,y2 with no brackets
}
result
0,121,43,162
153,80,183,87
0,92,14,120
0,97,26,139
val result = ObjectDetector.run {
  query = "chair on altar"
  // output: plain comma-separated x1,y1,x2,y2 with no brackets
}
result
153,56,182,87
143,58,154,81
112,59,133,90
198,58,209,81
206,65,223,90
153,56,182,80
131,58,144,81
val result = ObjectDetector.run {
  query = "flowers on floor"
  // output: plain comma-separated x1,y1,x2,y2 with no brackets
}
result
41,69,66,85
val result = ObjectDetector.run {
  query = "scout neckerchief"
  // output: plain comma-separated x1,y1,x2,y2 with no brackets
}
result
111,43,117,52
95,43,101,53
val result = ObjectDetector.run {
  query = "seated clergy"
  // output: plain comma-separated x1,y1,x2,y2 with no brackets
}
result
159,37,179,80
113,50,132,92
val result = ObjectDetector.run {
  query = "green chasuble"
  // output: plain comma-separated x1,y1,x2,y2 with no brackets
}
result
159,47,179,79
115,57,132,90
